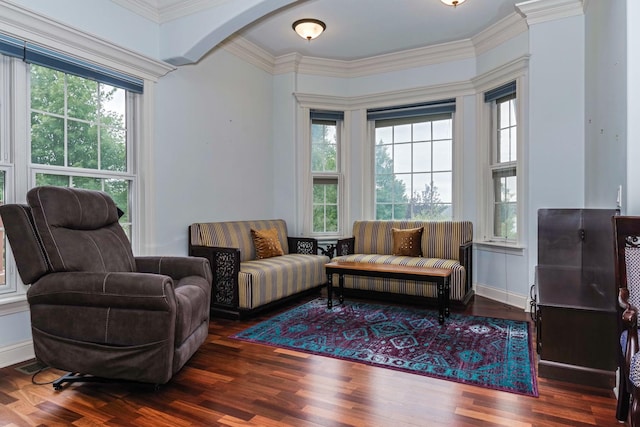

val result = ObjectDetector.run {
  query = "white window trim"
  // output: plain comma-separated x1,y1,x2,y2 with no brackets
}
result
296,106,350,239
0,2,174,309
473,56,529,250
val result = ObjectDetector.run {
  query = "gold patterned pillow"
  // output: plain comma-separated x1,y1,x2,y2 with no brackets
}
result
251,228,285,259
391,227,423,257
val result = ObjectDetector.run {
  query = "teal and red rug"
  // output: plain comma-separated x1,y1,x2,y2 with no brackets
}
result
232,298,538,397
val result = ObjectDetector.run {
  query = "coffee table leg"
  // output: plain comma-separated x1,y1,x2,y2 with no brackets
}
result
437,279,445,325
444,276,450,318
338,274,344,304
327,271,333,309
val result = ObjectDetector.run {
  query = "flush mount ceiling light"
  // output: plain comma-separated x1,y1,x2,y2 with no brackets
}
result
292,19,326,41
441,0,467,6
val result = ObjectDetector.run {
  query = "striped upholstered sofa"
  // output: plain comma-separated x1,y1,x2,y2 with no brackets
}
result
333,220,474,306
189,219,329,318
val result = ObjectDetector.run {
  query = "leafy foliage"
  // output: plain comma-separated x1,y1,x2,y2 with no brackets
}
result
30,65,130,222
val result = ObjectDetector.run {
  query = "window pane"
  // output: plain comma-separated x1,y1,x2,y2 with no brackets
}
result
412,142,431,172
31,113,65,166
68,120,98,169
394,124,411,143
313,182,338,233
433,139,452,171
311,122,337,173
30,65,64,115
67,74,98,121
433,119,452,140
394,144,412,173
413,122,431,141
432,172,452,203
374,114,453,220
101,85,126,119
493,167,517,239
101,126,127,171
376,126,392,144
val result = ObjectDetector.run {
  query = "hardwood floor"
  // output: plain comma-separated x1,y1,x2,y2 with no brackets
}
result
0,295,622,426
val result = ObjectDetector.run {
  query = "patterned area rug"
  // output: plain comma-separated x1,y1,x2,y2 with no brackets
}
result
232,298,538,397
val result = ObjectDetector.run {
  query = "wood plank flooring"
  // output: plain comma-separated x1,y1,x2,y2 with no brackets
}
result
0,295,622,426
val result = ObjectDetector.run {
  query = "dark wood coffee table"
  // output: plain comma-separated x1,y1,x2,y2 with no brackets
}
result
324,261,452,324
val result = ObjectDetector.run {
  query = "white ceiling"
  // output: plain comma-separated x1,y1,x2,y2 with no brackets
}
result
116,0,525,62
235,0,524,61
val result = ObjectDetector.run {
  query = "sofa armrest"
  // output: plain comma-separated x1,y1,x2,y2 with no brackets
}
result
287,237,318,255
459,241,473,293
189,245,240,309
135,256,212,284
336,237,355,256
28,271,175,311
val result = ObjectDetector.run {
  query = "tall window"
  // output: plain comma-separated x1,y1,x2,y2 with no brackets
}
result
486,82,517,241
369,100,455,220
29,64,135,236
311,110,342,234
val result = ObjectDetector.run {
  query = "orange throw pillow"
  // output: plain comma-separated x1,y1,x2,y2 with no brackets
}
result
391,227,423,257
251,228,285,259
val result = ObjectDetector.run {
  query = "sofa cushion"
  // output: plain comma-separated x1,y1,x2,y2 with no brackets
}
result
190,219,289,262
392,227,423,257
237,254,328,309
251,228,285,259
353,220,472,261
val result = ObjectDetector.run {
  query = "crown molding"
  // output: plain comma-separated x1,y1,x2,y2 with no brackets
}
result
111,0,160,22
0,1,174,80
516,0,584,26
227,37,476,79
344,39,476,78
472,55,530,92
472,12,528,56
112,0,230,23
294,80,475,111
219,35,275,74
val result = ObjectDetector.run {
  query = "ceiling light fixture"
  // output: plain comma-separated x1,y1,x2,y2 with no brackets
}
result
292,19,326,41
441,0,467,7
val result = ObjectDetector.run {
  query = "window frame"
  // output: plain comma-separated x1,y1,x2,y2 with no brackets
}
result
311,117,341,234
309,114,344,238
372,112,455,221
476,72,527,249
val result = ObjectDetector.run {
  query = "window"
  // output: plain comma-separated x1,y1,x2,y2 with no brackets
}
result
29,64,134,236
369,100,455,220
485,82,518,242
311,110,342,234
0,31,148,302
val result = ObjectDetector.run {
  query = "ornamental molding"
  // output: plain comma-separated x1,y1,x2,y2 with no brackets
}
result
515,0,584,26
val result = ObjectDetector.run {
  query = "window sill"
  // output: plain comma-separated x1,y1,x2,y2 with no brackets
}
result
474,240,525,255
0,294,29,316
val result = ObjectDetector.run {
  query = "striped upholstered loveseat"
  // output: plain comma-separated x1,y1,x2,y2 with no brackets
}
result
189,219,329,318
332,220,474,306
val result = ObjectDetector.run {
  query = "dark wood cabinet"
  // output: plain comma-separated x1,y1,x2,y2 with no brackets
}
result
534,209,619,388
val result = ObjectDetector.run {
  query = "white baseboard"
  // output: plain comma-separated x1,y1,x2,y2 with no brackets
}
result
0,340,34,368
475,283,529,311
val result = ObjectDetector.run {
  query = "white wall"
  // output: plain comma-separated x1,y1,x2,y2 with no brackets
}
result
628,0,640,214
526,14,586,288
154,47,276,254
585,0,626,210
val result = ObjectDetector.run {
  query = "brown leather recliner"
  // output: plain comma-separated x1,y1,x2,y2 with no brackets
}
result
0,186,212,389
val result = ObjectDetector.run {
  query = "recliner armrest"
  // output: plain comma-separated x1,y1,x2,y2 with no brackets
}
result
28,271,176,311
136,256,212,284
